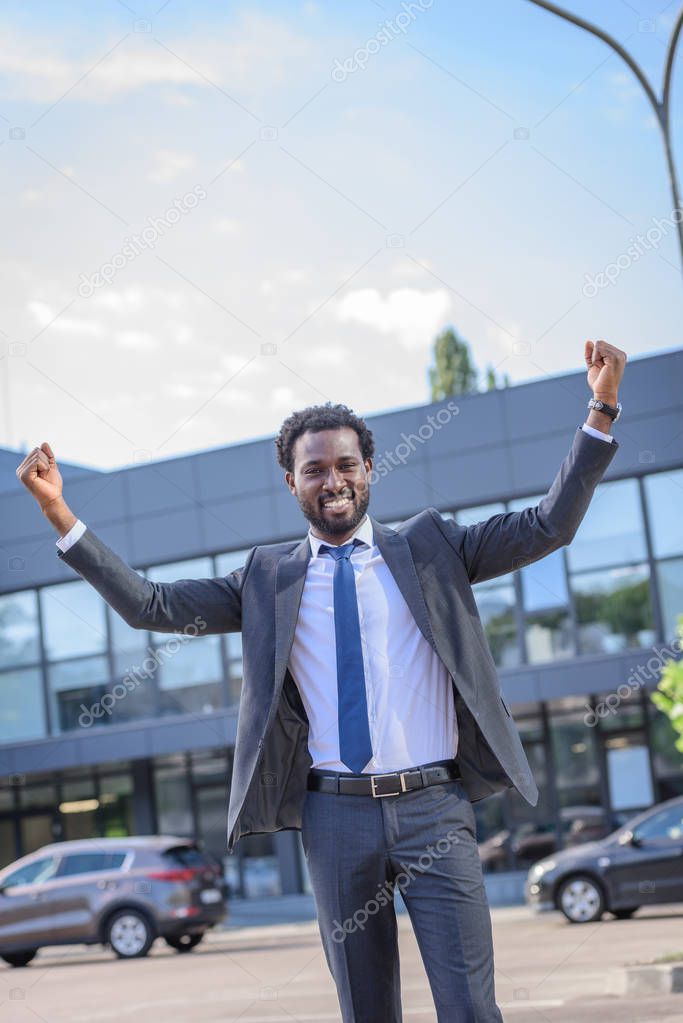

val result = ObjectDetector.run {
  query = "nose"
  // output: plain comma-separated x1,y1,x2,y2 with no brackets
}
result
322,467,347,491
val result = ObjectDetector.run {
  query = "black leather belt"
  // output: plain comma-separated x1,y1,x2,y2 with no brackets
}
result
307,758,461,797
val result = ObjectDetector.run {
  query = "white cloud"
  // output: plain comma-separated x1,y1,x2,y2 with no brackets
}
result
114,329,159,350
27,301,106,336
171,323,194,345
21,189,45,204
213,218,240,235
220,352,265,376
0,14,318,104
91,287,145,311
147,149,196,184
335,287,451,349
165,382,199,399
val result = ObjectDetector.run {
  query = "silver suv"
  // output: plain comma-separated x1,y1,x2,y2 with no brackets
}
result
0,836,228,966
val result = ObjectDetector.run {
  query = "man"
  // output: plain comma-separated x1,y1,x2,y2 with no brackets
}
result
17,339,625,1021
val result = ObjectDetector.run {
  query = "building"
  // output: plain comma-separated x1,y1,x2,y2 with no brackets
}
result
1,348,682,895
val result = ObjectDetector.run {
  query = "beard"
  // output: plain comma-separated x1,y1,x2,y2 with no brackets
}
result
298,484,370,538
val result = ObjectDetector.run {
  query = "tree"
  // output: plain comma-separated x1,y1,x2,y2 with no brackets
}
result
650,614,683,754
484,364,511,391
428,327,478,400
428,327,511,400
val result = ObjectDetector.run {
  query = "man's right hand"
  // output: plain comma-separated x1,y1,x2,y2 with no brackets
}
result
16,442,64,513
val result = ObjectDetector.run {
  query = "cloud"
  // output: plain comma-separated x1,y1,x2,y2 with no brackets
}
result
0,13,318,104
213,218,240,235
27,300,106,337
335,287,451,349
147,149,196,184
91,288,145,311
114,329,159,350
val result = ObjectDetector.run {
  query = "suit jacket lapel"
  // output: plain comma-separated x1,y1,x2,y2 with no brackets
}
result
274,534,311,691
370,516,439,656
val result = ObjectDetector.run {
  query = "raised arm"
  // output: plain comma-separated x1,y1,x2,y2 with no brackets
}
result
430,340,626,585
16,443,247,634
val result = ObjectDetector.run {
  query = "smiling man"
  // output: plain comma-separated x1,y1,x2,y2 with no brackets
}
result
17,339,626,1022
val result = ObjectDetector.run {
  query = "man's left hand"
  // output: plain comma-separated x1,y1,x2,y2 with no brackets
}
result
585,339,627,403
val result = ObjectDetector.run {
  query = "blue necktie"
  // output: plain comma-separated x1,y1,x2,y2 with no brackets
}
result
320,539,373,773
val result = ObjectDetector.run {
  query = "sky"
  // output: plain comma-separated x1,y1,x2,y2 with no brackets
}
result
1,0,681,470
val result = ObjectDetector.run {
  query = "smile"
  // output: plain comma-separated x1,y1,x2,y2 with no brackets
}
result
322,496,352,510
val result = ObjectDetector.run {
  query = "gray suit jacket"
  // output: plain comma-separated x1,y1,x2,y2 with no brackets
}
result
57,427,618,851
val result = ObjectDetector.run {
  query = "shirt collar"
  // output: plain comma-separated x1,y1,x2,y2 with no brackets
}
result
307,513,374,558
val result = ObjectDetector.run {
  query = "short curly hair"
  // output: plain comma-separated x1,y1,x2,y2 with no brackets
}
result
275,402,375,474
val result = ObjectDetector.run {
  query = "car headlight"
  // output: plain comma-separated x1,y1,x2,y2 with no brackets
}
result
528,859,556,881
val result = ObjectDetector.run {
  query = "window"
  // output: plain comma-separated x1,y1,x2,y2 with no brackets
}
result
567,479,647,572
47,656,110,733
644,469,683,559
58,852,126,876
548,698,601,808
656,558,683,643
0,591,40,669
40,580,107,660
154,755,193,836
0,667,46,742
571,564,655,654
3,856,59,889
146,559,225,717
634,804,683,843
472,580,520,668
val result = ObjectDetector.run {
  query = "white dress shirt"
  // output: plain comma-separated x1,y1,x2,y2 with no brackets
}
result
288,513,457,773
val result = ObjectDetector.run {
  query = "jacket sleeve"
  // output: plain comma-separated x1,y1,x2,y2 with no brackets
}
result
57,526,249,634
428,426,619,585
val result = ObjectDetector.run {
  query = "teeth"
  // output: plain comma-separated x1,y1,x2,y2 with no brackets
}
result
323,497,351,508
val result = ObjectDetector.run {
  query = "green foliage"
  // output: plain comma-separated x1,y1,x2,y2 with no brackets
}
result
650,614,683,754
427,327,511,401
428,327,478,401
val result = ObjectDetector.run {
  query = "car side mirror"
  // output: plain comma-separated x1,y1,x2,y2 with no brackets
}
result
618,830,642,847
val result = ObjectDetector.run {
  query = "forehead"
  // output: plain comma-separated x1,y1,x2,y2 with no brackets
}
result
293,427,362,467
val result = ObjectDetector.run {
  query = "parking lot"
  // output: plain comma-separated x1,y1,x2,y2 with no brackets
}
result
2,903,683,1021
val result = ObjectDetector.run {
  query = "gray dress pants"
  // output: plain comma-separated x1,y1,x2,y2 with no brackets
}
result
301,778,504,1022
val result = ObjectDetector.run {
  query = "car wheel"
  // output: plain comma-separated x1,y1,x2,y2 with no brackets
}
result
557,874,605,924
612,907,638,920
1,950,37,968
164,933,205,953
106,909,155,959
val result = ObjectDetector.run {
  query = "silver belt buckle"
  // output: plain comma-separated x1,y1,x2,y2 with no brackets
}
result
370,769,417,797
370,772,401,797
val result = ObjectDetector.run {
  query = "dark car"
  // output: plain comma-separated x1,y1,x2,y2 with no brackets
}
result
480,806,613,871
525,796,683,923
0,836,228,966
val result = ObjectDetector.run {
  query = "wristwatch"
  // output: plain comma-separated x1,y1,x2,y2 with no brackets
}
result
588,397,622,422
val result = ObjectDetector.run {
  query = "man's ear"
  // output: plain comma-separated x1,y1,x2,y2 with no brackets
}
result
285,470,296,496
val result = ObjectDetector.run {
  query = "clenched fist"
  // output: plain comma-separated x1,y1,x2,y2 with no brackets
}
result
16,442,64,513
585,340,626,403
